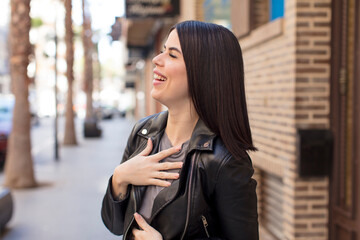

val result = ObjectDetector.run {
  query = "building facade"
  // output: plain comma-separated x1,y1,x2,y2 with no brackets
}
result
237,0,331,239
122,0,360,239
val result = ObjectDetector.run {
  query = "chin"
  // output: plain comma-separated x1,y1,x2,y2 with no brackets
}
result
151,91,164,105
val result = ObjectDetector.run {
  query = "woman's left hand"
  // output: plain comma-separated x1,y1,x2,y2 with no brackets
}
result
132,213,163,240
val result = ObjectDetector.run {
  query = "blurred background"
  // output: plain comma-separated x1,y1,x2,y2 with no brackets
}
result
0,0,359,239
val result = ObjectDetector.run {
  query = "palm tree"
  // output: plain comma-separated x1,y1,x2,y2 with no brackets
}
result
4,0,37,188
82,0,94,120
63,0,77,145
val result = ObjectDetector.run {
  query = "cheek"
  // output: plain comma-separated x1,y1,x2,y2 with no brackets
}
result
172,68,188,88
175,65,188,86
175,78,189,98
180,70,189,93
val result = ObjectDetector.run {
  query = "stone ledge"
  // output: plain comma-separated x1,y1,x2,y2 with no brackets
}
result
240,18,284,51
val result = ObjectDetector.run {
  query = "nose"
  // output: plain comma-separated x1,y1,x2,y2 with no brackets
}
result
152,52,163,66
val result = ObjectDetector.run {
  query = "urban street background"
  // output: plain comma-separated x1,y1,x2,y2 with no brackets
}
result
1,0,359,239
0,116,132,239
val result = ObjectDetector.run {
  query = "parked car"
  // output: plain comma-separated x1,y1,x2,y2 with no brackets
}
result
0,187,13,232
0,95,14,169
100,105,117,120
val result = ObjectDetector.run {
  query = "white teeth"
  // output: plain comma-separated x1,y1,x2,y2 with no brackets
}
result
154,73,167,81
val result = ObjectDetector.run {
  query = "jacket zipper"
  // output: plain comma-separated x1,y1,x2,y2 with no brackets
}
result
123,188,137,240
201,215,210,238
180,154,196,240
123,140,148,240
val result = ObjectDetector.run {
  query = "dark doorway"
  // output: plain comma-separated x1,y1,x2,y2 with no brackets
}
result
330,0,360,239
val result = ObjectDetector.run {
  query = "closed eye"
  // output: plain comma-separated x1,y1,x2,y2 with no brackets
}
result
169,53,177,58
159,50,177,59
163,45,182,58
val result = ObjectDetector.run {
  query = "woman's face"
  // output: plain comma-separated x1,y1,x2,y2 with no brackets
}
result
151,29,189,108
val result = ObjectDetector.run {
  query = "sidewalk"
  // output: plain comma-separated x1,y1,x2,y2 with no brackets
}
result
0,116,135,240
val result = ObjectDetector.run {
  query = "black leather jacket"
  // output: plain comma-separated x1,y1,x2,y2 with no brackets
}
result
101,111,259,240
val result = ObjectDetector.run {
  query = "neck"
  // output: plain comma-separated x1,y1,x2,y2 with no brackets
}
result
166,105,199,147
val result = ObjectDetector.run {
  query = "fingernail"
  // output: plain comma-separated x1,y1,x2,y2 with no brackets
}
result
134,212,139,218
175,145,181,151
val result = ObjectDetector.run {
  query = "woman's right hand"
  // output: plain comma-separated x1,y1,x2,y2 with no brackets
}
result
111,138,183,200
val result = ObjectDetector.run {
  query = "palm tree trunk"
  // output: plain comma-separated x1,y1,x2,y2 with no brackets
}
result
63,0,77,145
83,0,93,120
4,0,37,188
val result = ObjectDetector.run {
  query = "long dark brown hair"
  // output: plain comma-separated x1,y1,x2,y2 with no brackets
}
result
173,20,257,158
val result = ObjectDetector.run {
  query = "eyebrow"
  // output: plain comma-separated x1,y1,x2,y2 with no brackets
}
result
164,45,182,54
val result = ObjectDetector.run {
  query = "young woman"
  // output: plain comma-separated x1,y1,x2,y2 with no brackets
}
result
101,20,259,240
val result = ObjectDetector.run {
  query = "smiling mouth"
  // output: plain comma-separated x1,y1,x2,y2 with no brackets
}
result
154,73,167,81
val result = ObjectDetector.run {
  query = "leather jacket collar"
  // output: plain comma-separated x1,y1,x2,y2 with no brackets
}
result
136,111,217,152
101,110,259,240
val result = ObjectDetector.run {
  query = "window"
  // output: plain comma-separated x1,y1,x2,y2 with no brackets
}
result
203,0,232,29
270,0,284,21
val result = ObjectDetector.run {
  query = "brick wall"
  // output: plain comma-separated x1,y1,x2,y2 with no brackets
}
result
292,1,331,239
295,0,331,129
240,0,332,239
261,172,285,239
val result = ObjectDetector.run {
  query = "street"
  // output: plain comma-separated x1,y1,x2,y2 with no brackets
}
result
0,116,135,239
